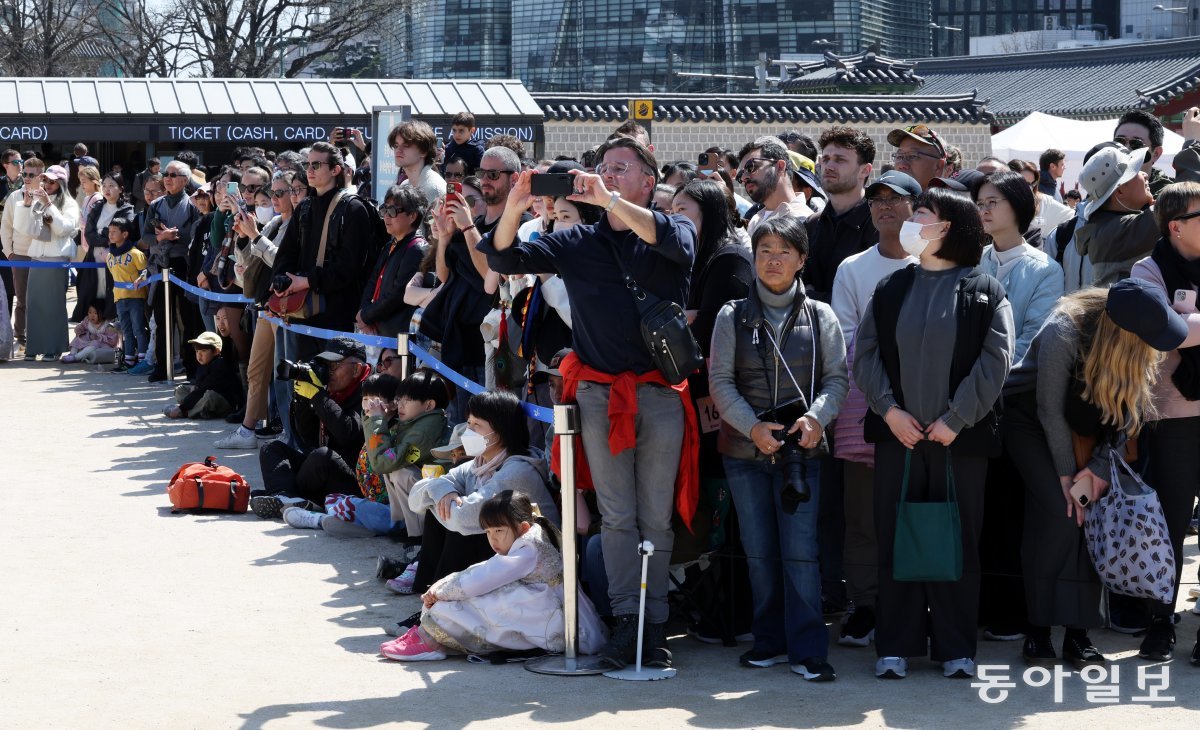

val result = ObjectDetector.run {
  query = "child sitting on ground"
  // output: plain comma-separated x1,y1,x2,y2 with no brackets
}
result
379,490,607,662
163,332,243,419
283,369,450,537
104,216,149,373
62,299,120,364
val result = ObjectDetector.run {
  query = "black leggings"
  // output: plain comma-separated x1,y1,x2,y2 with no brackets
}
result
413,511,493,593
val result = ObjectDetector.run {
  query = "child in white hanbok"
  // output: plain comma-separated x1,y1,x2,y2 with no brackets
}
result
380,491,607,661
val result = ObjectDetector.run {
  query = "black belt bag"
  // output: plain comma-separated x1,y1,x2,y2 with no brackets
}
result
609,244,703,385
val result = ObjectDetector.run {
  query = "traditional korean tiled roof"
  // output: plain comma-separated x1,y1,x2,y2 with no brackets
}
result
534,92,993,125
916,37,1200,125
779,51,924,93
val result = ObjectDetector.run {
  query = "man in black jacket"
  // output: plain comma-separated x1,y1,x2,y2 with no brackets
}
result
804,126,878,304
271,142,376,360
252,336,369,518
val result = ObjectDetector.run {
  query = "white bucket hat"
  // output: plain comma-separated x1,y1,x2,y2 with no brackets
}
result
1079,146,1150,220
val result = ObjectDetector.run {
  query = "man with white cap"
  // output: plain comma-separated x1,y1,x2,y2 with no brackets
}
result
1073,145,1158,286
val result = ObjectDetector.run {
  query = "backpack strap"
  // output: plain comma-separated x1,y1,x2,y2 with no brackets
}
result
315,190,348,268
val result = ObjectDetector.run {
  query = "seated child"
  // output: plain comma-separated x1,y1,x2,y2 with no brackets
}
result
379,490,607,661
62,299,120,364
283,369,450,538
163,332,243,419
104,216,149,373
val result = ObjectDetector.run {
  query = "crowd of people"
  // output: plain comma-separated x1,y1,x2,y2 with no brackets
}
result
3,105,1200,681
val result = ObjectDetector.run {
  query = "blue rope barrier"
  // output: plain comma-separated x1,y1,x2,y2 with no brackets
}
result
167,273,254,304
0,260,105,268
260,313,554,424
112,273,162,290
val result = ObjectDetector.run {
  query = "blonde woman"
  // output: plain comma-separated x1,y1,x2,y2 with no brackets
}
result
73,165,104,322
1003,282,1185,668
1130,180,1200,663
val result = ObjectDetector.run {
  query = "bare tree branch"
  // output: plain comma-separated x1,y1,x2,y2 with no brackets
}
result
0,0,104,76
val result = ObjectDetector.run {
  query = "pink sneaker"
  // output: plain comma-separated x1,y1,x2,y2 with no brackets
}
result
380,626,446,661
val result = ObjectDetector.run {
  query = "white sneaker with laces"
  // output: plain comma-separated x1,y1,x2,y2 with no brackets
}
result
215,428,258,449
283,507,324,530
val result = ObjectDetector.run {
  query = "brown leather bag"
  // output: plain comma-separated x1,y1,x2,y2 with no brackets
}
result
267,191,345,319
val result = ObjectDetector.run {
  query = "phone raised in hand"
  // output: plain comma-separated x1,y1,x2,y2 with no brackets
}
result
446,181,463,197
530,173,574,198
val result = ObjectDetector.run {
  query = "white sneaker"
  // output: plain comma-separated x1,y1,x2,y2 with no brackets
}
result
875,656,907,679
283,507,324,530
943,657,976,678
214,429,258,449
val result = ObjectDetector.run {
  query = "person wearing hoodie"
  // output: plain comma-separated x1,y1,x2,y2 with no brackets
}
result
1073,145,1158,287
408,390,558,596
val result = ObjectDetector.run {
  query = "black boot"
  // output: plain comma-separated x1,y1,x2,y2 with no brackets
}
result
1022,626,1056,665
1138,616,1176,661
1062,630,1106,670
599,615,639,669
643,621,673,668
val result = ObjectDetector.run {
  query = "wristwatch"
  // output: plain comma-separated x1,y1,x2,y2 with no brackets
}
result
606,191,621,212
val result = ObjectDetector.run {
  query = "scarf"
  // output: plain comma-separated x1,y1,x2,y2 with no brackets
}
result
471,449,509,485
1151,236,1200,400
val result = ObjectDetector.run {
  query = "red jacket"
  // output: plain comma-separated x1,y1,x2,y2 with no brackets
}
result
551,352,700,528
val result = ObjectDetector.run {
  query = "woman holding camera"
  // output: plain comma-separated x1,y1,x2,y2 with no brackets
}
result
708,215,847,681
854,188,1014,680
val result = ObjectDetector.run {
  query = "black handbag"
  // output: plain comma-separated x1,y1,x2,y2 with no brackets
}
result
608,244,703,385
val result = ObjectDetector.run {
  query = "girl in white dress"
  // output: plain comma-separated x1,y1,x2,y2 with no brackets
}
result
380,490,606,661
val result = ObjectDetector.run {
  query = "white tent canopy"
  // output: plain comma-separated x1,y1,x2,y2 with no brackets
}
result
991,111,1184,196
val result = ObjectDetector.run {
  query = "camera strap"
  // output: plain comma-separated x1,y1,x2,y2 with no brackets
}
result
759,299,818,415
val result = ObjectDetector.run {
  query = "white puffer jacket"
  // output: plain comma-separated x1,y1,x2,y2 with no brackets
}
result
26,194,80,260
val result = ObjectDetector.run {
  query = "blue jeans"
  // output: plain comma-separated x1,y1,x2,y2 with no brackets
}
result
116,298,148,358
723,455,827,662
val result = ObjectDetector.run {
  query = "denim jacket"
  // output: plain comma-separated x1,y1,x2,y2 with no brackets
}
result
979,244,1063,363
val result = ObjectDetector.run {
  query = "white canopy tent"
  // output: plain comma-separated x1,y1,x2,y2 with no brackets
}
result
991,111,1184,196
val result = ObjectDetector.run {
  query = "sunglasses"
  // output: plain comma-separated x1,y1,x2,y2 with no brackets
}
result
22,171,42,178
444,172,466,181
1173,210,1200,223
162,172,188,178
302,161,332,170
242,184,263,193
478,169,514,181
379,204,414,217
735,157,775,180
269,189,290,198
1113,136,1147,151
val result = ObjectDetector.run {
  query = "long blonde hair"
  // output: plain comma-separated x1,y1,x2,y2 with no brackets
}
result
1057,288,1162,436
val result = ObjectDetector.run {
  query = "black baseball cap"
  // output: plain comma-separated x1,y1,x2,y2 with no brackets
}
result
865,170,922,199
1106,278,1188,351
315,336,367,362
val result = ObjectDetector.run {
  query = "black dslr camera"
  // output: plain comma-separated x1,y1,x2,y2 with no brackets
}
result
757,398,817,512
276,357,329,384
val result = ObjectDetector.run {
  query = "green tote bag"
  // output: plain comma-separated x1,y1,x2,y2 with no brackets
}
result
893,449,963,582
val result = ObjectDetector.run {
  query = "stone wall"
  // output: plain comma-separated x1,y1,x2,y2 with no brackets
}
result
541,120,994,171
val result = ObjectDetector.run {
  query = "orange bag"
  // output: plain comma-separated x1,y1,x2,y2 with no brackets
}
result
167,456,251,513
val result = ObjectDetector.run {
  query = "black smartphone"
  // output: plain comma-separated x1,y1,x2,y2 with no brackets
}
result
530,173,574,198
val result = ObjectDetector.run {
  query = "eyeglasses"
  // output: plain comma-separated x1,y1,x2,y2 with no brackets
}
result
379,204,414,217
890,151,942,164
289,186,307,195
1173,210,1200,224
734,158,775,180
1113,136,1147,151
379,355,398,368
302,161,331,170
242,184,263,193
975,199,1007,212
478,169,514,181
866,196,913,209
596,161,650,177
269,188,290,198
162,172,188,179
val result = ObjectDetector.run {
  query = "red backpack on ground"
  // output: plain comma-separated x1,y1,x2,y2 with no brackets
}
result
167,456,251,513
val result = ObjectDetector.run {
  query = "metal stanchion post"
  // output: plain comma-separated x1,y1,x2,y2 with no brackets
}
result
397,333,413,380
163,267,173,383
526,404,609,676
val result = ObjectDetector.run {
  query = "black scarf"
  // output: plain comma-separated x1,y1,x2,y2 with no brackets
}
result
1151,236,1200,400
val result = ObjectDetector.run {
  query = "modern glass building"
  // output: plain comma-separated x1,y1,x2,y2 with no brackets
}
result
930,0,1121,57
394,0,514,79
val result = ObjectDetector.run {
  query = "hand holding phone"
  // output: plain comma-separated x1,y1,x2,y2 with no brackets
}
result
529,173,574,198
1069,475,1093,508
1173,289,1197,313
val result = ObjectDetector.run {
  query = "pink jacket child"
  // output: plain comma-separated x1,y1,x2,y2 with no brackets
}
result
63,303,120,364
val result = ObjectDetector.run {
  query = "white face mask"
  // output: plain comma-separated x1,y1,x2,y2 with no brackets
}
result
899,220,937,257
255,205,274,224
460,427,491,457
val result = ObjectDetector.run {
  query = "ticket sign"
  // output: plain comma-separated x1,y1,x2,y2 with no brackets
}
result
629,99,654,120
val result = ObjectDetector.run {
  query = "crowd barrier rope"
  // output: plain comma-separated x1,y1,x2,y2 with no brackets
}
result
0,260,104,268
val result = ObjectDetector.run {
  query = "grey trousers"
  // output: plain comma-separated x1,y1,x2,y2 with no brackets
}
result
385,466,424,537
576,380,683,623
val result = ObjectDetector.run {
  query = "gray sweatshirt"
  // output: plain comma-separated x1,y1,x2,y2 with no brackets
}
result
408,452,558,535
854,265,1014,433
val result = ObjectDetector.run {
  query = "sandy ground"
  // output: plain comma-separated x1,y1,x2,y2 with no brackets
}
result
1,356,1199,729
